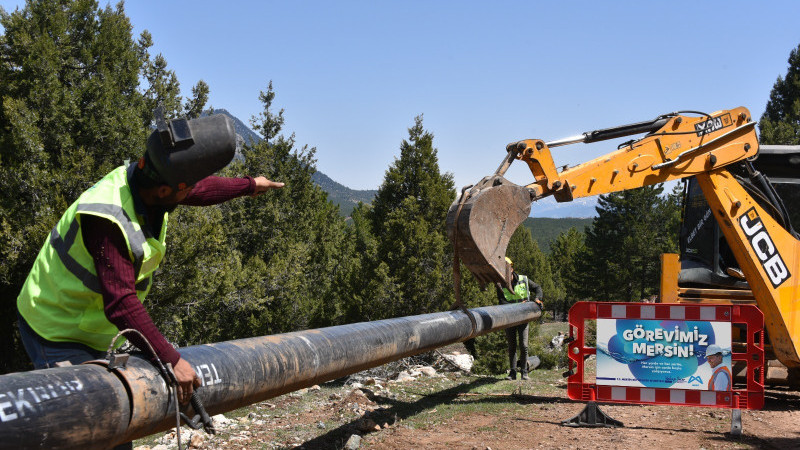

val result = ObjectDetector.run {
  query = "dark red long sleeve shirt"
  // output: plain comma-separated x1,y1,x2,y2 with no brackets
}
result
81,176,255,365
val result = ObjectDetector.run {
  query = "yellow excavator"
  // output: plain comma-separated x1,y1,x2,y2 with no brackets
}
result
446,106,799,386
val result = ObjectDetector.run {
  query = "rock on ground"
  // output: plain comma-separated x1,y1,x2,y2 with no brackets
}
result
442,353,474,372
211,414,232,428
418,366,437,377
393,371,415,383
344,433,362,449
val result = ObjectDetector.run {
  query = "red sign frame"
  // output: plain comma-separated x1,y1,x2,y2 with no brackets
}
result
566,302,764,410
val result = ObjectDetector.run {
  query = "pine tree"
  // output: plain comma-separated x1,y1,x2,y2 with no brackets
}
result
368,115,456,318
0,0,152,373
578,185,680,302
759,44,800,145
205,82,348,337
0,0,216,372
139,33,183,121
184,80,209,119
339,202,401,323
370,116,455,234
144,205,245,346
549,228,586,319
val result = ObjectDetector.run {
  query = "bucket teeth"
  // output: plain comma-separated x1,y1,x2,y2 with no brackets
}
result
447,176,533,290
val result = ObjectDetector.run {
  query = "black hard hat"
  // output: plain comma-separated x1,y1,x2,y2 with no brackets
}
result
144,108,236,190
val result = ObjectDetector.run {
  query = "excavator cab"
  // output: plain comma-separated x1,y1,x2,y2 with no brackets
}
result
664,145,800,387
678,145,800,290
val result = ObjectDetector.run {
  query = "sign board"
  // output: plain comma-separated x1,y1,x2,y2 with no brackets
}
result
566,302,763,410
596,318,732,390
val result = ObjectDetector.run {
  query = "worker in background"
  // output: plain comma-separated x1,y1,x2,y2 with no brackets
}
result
16,111,283,407
705,344,731,391
496,257,543,380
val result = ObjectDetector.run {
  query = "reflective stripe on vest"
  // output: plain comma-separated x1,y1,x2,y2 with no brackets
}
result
77,203,147,276
49,206,152,293
50,221,102,293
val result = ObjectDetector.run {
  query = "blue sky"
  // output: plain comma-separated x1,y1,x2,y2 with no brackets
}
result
3,1,800,196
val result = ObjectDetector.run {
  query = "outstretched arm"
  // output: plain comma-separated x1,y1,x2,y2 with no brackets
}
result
180,176,284,206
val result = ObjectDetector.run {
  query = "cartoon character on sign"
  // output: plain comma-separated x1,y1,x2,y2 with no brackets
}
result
704,344,731,391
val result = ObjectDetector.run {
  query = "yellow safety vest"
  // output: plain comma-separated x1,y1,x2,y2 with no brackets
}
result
17,165,168,351
502,275,530,303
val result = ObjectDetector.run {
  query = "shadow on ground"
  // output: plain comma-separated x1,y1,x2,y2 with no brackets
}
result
297,380,800,449
298,376,576,449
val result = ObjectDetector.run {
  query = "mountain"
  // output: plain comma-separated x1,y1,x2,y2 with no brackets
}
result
211,109,376,216
209,108,260,144
521,217,593,252
311,172,377,216
529,196,598,218
209,109,599,219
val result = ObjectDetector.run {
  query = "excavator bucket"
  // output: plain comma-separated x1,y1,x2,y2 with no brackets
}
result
447,175,534,290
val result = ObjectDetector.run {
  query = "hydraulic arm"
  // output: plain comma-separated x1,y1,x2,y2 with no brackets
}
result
448,107,758,289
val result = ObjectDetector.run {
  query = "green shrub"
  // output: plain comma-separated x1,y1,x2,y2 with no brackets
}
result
584,319,597,347
470,330,508,375
529,340,568,369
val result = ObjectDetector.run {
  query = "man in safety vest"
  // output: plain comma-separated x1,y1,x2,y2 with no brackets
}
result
705,344,731,391
495,257,543,380
16,111,283,406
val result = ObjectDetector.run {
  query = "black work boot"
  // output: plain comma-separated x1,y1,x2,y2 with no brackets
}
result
506,369,516,380
520,369,530,380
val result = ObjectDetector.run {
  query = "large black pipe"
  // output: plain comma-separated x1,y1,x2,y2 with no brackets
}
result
0,302,539,449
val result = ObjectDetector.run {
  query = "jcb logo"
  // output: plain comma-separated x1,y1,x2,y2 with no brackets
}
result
695,113,732,137
739,208,791,288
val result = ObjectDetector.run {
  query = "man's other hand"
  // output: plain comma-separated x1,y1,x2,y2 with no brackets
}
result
252,177,285,196
174,357,201,404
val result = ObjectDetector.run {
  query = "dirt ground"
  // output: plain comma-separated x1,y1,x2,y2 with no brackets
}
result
367,389,800,449
136,364,800,450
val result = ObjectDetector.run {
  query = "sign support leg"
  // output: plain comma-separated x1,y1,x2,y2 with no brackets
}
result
561,401,624,428
730,408,742,437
